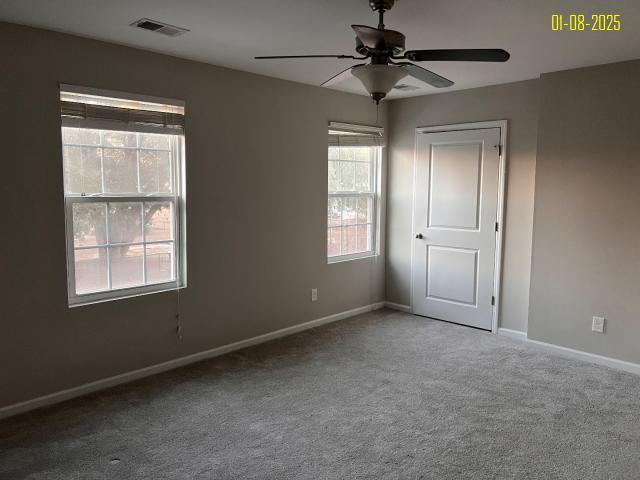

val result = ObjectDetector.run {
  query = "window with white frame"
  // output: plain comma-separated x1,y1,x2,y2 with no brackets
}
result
60,86,186,306
327,122,382,262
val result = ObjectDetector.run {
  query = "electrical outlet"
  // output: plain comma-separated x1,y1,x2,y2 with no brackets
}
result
592,316,605,333
311,288,318,302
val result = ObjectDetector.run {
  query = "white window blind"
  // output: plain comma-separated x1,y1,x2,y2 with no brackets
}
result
60,85,185,135
327,122,385,147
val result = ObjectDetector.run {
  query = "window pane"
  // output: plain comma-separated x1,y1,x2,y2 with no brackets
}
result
341,226,357,254
342,197,357,226
108,203,143,244
140,150,172,193
73,203,107,247
104,148,138,193
103,131,137,148
146,242,174,284
328,161,338,192
140,133,170,150
354,147,370,162
327,228,341,257
340,147,355,161
144,202,173,241
328,146,339,160
63,146,102,194
74,248,108,294
357,224,370,252
355,163,370,192
357,197,371,224
110,244,144,289
63,146,82,194
340,162,355,191
62,128,100,146
328,197,341,227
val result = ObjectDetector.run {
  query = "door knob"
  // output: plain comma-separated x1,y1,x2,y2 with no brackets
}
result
415,233,424,239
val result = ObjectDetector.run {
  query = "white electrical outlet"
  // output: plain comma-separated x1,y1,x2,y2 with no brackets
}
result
592,316,605,333
311,288,318,302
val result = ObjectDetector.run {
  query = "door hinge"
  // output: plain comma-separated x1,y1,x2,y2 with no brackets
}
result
491,295,495,306
495,222,499,232
495,144,502,156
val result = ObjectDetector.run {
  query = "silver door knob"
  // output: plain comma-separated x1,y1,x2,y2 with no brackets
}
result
415,233,424,239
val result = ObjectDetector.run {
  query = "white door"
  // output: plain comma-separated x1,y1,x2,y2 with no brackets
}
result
412,127,501,330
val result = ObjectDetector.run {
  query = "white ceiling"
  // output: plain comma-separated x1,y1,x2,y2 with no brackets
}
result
1,0,639,99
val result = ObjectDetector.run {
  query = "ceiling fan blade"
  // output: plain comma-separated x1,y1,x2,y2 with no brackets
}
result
321,64,364,87
255,54,363,60
351,25,405,50
396,62,454,88
403,49,510,62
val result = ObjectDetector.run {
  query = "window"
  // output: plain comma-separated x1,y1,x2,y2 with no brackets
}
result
60,86,186,306
327,122,382,262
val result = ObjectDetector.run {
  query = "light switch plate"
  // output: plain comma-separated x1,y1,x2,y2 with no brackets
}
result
592,316,605,333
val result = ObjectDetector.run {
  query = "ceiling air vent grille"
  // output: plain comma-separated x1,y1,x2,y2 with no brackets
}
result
131,18,189,37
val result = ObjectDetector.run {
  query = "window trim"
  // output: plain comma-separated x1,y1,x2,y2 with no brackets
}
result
63,127,186,307
327,143,381,264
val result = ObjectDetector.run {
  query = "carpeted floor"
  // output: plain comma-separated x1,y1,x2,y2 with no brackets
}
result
1,309,639,479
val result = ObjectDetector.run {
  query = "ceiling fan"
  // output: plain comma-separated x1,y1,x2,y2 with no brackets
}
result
255,0,510,104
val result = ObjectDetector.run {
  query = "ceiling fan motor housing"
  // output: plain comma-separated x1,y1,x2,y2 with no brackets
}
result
369,0,395,12
354,28,406,57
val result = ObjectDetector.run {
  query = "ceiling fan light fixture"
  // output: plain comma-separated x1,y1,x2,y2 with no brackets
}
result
351,64,408,104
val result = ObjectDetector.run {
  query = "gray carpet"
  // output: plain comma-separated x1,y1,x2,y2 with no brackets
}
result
1,309,639,479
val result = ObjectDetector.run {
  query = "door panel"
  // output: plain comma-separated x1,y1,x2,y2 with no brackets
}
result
412,128,501,330
429,143,482,230
427,246,478,305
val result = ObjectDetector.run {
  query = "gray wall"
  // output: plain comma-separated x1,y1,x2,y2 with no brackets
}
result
528,60,640,364
386,80,539,332
0,22,387,408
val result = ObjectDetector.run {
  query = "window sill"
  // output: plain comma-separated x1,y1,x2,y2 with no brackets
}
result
327,252,379,264
68,283,186,308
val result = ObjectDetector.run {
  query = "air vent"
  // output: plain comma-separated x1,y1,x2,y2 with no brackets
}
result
393,84,420,91
131,18,189,37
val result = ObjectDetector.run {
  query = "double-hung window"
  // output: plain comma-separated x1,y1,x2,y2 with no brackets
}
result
327,122,383,262
60,86,186,306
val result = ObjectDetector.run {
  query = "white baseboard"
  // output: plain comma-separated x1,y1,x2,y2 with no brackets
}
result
497,328,640,376
526,338,640,376
384,302,412,313
0,302,385,420
5,302,638,420
497,328,527,341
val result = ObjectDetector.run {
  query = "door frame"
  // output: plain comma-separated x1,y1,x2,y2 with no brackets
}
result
410,120,508,334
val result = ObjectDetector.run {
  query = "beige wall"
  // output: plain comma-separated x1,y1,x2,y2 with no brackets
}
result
0,22,387,408
386,80,539,332
528,60,640,364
